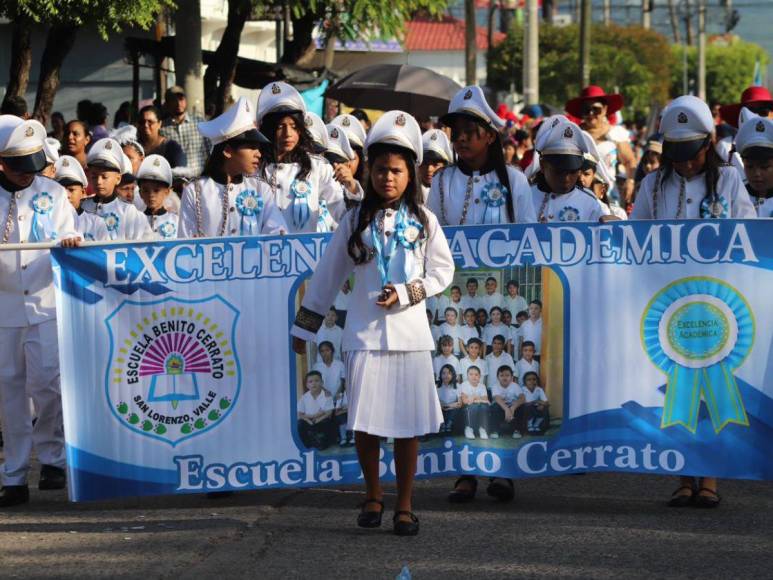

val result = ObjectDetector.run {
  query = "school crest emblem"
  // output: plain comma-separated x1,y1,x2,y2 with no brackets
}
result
305,115,313,127
271,84,281,94
105,140,113,149
25,126,34,137
563,126,574,138
430,133,437,141
677,112,688,124
463,89,473,100
756,120,765,132
62,158,69,167
342,117,351,127
153,158,161,166
395,114,406,127
330,127,339,139
105,296,241,446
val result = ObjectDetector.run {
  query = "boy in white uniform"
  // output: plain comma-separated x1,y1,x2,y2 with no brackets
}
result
459,278,482,313
438,306,463,356
459,366,489,439
521,372,549,434
503,280,527,319
81,138,152,240
735,116,773,217
55,155,109,241
520,300,543,361
297,370,335,450
480,277,504,312
489,366,525,439
312,341,345,398
314,308,343,361
515,341,540,382
136,154,179,239
0,115,81,506
485,335,515,389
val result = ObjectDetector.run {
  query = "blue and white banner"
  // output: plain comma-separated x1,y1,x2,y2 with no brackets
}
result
51,220,773,501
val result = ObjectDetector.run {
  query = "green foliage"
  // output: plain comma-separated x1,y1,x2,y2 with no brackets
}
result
670,38,770,104
0,0,175,39
488,23,675,116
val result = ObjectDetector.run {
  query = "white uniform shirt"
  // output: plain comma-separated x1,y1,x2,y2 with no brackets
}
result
491,381,524,405
0,176,78,327
428,164,537,225
74,208,109,241
483,322,511,347
459,325,480,347
515,357,540,381
315,323,343,360
503,294,528,316
81,195,152,240
531,184,605,222
631,166,756,219
433,353,461,379
522,386,548,403
437,385,459,406
480,292,504,312
509,325,523,351
459,382,488,402
459,294,482,314
312,359,345,396
292,206,455,352
750,194,773,218
178,175,287,238
521,318,543,354
144,210,179,240
439,321,463,354
459,357,487,383
486,352,515,387
297,390,334,416
264,156,345,233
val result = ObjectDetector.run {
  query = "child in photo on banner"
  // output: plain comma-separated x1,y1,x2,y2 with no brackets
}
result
179,97,288,238
459,308,481,357
511,309,529,358
489,366,526,439
520,300,543,361
480,277,504,312
631,96,755,508
433,335,461,382
483,306,510,354
515,341,540,383
297,370,336,450
459,338,487,387
437,364,462,434
503,280,528,321
476,308,489,331
485,335,515,389
313,308,343,362
459,277,481,314
521,372,550,435
428,309,442,347
459,366,489,440
312,341,345,399
439,306,463,356
291,110,454,536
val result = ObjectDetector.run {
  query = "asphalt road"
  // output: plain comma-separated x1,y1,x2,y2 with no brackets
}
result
0,465,771,579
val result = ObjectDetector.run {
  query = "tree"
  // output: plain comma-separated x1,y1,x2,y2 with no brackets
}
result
0,0,173,122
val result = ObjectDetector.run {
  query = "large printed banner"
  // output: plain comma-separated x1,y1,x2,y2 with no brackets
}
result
51,220,773,501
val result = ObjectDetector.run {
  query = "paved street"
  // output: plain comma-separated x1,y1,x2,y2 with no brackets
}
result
1,463,771,579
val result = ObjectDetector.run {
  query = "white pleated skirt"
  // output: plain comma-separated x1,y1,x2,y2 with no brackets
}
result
344,350,443,438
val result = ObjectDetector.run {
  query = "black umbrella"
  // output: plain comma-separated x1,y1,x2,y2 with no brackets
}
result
326,64,462,119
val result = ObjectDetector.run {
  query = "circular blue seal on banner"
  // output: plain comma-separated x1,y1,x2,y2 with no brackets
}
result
641,276,754,433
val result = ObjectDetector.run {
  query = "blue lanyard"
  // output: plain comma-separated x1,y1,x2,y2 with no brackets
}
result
371,203,406,287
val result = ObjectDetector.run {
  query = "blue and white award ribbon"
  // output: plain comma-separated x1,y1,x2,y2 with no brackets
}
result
317,199,334,233
641,276,754,433
235,189,264,235
480,181,508,224
101,211,121,240
371,203,424,287
29,192,56,242
290,179,312,230
700,195,729,219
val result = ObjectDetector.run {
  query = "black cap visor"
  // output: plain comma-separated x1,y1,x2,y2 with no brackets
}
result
740,145,773,161
227,128,269,146
119,173,137,186
663,137,710,163
57,177,85,187
541,154,584,172
1,149,47,174
422,150,448,165
324,152,349,165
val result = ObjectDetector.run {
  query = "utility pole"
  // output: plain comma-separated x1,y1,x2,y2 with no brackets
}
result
684,0,694,46
579,0,591,87
642,0,651,30
603,0,611,25
465,0,476,85
523,0,539,105
668,0,682,43
174,0,204,117
697,0,706,100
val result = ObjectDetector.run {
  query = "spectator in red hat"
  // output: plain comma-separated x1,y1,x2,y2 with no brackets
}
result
719,86,773,128
565,86,637,205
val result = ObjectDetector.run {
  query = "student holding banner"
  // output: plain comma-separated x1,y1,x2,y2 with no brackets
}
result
178,97,287,238
291,110,454,536
631,95,756,508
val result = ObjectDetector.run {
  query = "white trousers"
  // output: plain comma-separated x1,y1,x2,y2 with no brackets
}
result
0,320,65,486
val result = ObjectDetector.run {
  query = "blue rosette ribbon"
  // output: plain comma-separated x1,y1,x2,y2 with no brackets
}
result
480,181,508,224
29,192,57,242
317,199,334,233
392,210,424,284
235,189,264,235
101,211,121,240
641,276,754,433
290,179,312,230
700,195,729,219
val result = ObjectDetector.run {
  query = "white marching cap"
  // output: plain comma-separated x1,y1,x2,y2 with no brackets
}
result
86,138,124,171
256,81,306,125
330,114,368,149
137,154,173,186
304,112,329,150
43,137,60,164
580,130,614,188
0,115,46,156
365,110,423,165
441,85,505,131
54,155,88,186
535,116,586,156
659,95,714,142
110,124,138,144
326,123,356,161
422,129,453,164
735,116,773,155
199,97,259,146
738,106,758,128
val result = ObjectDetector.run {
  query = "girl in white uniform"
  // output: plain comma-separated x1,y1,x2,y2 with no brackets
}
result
329,113,368,202
631,96,755,509
428,85,536,225
178,97,287,238
324,124,364,210
419,129,453,202
257,83,346,233
54,155,109,241
291,111,454,536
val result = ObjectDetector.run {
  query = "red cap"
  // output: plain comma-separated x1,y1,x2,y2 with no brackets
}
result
719,86,773,128
565,85,624,119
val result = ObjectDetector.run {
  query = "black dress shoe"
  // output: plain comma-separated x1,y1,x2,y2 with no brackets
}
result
447,476,478,503
667,485,696,507
393,511,419,536
39,465,66,490
357,498,384,528
486,478,515,502
0,485,29,507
